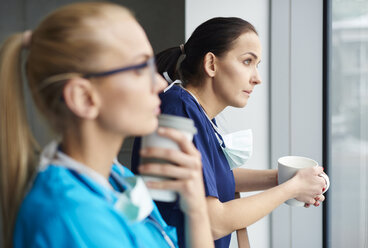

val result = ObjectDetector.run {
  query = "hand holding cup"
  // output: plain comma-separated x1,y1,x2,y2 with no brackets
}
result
138,114,202,209
278,156,330,207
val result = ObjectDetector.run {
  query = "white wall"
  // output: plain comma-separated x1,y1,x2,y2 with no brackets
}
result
185,1,270,247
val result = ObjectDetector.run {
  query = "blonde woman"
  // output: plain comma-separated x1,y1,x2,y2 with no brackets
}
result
0,2,212,248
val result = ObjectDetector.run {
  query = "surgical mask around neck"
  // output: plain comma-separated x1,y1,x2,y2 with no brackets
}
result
216,129,253,170
39,141,153,222
112,174,154,222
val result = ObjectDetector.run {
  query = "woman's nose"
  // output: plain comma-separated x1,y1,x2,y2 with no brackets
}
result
153,73,168,93
252,69,262,85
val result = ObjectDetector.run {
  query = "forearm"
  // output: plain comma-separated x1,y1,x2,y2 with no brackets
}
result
185,204,214,248
208,179,295,239
234,168,278,192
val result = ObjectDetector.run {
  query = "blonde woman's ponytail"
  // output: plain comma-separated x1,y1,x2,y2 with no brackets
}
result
0,33,38,248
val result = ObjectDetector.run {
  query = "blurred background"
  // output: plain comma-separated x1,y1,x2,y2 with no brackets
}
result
328,1,367,247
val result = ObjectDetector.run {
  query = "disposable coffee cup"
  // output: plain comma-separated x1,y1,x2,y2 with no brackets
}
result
140,114,197,202
278,156,330,207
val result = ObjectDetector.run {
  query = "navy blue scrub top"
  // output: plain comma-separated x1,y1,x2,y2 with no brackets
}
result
132,85,235,248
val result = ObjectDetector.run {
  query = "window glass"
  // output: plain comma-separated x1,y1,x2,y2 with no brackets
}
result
327,0,368,247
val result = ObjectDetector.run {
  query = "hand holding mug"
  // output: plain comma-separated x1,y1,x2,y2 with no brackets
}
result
278,156,330,207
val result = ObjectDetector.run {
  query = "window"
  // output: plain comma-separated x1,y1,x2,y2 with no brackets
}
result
326,0,368,247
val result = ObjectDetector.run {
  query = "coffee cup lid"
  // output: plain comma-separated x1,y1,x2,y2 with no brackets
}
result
158,114,197,134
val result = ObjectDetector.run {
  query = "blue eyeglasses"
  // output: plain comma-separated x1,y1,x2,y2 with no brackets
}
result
83,56,156,80
39,57,157,91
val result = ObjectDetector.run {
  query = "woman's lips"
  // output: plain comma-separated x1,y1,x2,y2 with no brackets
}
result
155,106,161,115
154,106,161,115
243,90,252,95
153,99,161,115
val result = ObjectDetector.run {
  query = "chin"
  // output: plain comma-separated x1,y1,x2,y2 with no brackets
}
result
240,102,248,108
232,99,248,108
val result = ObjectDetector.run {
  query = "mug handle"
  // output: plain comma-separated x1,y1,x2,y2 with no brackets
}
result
319,172,330,194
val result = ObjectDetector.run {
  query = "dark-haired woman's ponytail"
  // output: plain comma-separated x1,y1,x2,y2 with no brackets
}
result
155,46,183,82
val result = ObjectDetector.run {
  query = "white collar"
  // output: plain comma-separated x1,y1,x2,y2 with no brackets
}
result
39,141,114,190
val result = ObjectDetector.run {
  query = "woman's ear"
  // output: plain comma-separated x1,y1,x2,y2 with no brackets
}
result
203,52,216,78
63,78,100,119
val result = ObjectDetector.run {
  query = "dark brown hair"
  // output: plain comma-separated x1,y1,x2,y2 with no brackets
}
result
156,17,257,86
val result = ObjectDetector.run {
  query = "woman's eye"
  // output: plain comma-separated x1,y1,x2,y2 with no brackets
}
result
243,59,252,65
134,67,146,75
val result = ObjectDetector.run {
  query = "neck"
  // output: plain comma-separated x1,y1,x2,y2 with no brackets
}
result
185,79,226,119
61,121,124,179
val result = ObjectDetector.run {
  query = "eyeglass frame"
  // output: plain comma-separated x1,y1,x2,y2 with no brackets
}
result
83,56,156,79
39,56,157,91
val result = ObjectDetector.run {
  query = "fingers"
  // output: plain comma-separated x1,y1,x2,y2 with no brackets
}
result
139,163,200,180
313,194,325,207
145,178,192,192
315,194,325,202
296,167,328,207
301,166,324,177
138,127,206,212
314,168,328,190
156,127,199,156
140,146,201,169
144,175,205,210
318,172,330,193
310,166,324,176
304,194,326,208
140,127,201,170
302,166,328,190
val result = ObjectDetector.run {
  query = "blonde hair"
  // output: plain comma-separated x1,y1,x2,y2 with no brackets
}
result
0,3,132,247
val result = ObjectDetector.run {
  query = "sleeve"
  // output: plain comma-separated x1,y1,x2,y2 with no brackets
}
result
28,206,136,248
160,93,219,199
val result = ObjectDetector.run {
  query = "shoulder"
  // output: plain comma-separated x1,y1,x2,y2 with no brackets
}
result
160,85,205,122
160,86,214,148
160,84,185,103
16,166,107,225
15,204,133,247
28,166,108,205
14,166,135,247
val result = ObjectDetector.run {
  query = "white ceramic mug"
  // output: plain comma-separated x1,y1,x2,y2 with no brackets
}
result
140,114,197,202
278,156,330,207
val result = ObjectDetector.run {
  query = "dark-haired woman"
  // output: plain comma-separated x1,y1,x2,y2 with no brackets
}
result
132,17,327,248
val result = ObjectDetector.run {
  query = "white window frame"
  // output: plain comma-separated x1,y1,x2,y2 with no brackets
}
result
270,0,324,247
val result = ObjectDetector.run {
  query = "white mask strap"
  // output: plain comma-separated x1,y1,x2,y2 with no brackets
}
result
163,79,182,93
163,71,173,83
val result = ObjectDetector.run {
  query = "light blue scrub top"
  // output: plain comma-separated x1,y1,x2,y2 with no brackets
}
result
13,163,178,248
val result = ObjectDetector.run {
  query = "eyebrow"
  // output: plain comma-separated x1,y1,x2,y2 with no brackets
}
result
241,52,258,60
131,53,152,62
240,52,261,64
